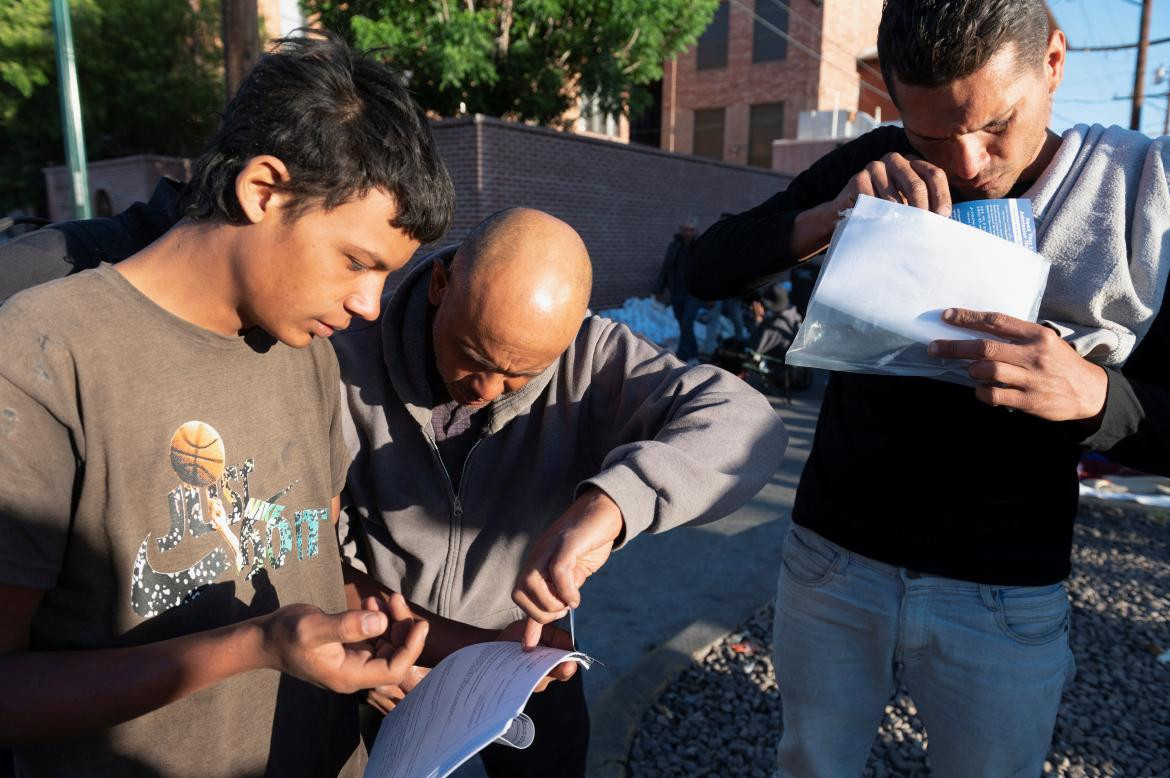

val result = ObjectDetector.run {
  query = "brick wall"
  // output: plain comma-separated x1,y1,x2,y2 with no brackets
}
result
43,119,790,310
816,0,883,112
771,137,844,176
858,54,900,122
663,0,890,162
43,155,192,222
662,0,825,160
424,115,791,309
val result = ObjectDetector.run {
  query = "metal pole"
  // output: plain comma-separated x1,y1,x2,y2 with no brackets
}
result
1130,0,1153,131
51,0,90,219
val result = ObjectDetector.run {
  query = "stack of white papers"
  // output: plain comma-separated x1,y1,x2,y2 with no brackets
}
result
365,642,593,778
786,195,1050,381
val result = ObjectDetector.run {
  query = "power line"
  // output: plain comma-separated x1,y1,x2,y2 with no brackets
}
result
1058,96,1128,103
1068,35,1170,52
727,0,893,102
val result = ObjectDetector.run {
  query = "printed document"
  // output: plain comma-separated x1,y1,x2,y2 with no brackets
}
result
365,641,594,778
812,194,1049,345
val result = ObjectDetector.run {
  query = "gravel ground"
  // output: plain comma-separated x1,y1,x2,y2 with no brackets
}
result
629,501,1170,777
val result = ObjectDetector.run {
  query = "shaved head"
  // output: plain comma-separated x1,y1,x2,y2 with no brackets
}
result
450,207,592,325
428,207,594,406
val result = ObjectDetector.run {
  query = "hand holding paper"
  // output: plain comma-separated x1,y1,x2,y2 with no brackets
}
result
512,488,624,649
785,195,1051,384
791,152,953,259
929,308,1109,422
495,619,578,690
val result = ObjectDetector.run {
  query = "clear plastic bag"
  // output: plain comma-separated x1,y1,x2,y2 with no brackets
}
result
785,195,1050,385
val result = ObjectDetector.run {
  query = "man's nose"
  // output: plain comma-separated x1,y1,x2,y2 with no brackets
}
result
469,372,506,403
949,134,990,182
346,277,385,322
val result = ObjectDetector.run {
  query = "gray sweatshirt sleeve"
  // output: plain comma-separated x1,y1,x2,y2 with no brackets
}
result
573,317,787,547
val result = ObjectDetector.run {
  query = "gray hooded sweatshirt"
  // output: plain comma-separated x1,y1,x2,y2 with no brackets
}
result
334,250,788,629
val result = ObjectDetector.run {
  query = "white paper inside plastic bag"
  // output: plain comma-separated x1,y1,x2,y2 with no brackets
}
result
786,195,1050,384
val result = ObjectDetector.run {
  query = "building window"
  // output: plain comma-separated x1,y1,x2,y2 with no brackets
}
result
628,80,662,147
696,1,729,70
693,108,725,160
577,93,618,137
752,0,788,63
748,102,785,168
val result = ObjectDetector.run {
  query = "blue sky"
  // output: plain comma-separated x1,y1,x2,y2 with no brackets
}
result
1050,0,1170,135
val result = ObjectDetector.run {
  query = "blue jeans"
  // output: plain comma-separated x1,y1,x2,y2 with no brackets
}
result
700,298,751,354
773,525,1075,778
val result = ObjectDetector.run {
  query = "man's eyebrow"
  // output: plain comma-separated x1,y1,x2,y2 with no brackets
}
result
345,244,392,271
461,343,547,378
908,110,1014,141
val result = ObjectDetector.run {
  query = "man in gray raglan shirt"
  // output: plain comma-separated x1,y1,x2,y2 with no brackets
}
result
333,207,787,777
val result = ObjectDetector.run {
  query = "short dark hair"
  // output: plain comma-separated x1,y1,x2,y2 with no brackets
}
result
877,0,1051,104
186,31,454,243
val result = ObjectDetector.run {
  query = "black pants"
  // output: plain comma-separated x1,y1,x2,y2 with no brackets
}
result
478,670,589,778
358,670,589,778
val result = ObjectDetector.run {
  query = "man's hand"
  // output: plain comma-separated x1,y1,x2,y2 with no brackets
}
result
366,665,428,715
498,619,578,691
512,488,624,649
259,593,428,695
928,308,1108,422
792,153,952,259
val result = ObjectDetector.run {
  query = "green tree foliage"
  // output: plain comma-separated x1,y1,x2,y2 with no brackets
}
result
304,0,718,127
0,0,223,214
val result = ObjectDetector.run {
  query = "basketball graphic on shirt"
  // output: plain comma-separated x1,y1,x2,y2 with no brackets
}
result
169,421,226,486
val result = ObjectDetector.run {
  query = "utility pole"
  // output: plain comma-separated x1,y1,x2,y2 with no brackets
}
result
1130,0,1154,131
223,0,260,101
51,0,90,219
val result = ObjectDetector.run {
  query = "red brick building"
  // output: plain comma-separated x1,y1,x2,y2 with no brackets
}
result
661,0,894,167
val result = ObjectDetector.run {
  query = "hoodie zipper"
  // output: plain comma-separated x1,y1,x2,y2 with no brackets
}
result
424,433,486,615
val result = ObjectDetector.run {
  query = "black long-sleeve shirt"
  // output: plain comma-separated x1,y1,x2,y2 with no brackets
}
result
687,126,1170,585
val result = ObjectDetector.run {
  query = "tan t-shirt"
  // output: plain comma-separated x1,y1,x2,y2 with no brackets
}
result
0,265,360,777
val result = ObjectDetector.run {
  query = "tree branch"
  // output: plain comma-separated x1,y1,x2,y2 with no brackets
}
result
619,26,641,58
497,0,514,57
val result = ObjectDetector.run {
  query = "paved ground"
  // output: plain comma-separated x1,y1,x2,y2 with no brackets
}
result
452,373,826,776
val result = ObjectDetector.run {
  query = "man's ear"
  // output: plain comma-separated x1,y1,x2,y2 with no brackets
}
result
1045,29,1067,95
235,156,292,224
428,259,452,306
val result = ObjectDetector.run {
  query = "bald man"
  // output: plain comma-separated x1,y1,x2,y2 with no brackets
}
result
333,208,787,776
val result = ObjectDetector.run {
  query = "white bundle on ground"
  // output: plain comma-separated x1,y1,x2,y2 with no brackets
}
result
597,297,680,346
598,297,735,352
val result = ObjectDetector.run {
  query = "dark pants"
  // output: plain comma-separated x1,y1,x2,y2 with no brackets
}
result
357,669,589,778
672,296,700,361
479,670,589,778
